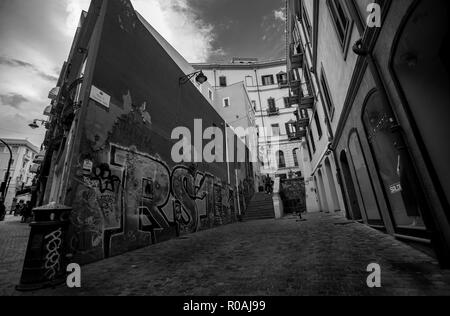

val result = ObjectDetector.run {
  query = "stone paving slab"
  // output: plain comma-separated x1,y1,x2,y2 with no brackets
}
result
5,212,448,296
0,216,31,296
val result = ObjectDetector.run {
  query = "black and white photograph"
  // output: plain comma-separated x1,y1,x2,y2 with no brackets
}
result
1,0,450,301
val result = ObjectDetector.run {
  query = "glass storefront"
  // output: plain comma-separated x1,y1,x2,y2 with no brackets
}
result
362,91,426,232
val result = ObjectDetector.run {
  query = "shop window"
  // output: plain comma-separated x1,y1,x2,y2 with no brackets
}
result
362,91,426,231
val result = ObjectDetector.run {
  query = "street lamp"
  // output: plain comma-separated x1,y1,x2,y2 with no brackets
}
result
28,119,47,130
179,71,208,85
0,139,13,201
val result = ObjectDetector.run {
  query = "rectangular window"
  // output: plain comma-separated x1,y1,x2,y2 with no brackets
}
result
320,69,335,120
208,89,213,101
223,97,230,107
251,100,257,111
276,73,288,85
326,0,351,51
245,76,254,87
219,76,227,87
262,75,274,86
272,124,280,136
308,128,316,153
314,111,323,139
284,97,291,108
305,131,313,161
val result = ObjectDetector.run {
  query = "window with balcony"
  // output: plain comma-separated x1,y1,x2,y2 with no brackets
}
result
262,75,275,86
267,98,278,115
277,72,288,86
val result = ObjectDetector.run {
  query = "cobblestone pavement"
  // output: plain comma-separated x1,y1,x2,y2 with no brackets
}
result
4,212,450,296
0,216,30,296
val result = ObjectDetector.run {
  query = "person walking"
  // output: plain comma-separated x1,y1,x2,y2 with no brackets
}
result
22,201,33,223
265,175,273,195
0,197,6,222
15,200,24,217
8,198,17,215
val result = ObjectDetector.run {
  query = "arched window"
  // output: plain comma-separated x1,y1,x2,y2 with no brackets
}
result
293,148,300,167
277,151,286,169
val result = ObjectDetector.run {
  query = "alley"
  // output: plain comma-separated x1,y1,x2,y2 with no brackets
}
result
8,213,450,296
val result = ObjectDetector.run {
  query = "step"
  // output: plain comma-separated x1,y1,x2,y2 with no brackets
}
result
243,216,275,221
245,211,275,216
246,206,275,211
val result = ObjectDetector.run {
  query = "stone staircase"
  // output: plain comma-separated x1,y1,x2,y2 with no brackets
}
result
243,192,275,221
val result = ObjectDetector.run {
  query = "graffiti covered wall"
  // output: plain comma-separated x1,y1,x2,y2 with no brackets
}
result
60,0,254,264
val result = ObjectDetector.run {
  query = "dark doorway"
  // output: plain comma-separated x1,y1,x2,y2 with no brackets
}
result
340,150,362,221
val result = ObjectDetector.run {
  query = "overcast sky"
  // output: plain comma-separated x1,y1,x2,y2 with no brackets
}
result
0,0,286,147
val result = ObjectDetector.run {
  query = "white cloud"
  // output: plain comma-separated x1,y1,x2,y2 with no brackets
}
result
274,8,286,22
63,0,218,62
64,0,91,36
133,0,218,62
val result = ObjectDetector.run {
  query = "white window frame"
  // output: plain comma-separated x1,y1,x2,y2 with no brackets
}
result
223,97,231,107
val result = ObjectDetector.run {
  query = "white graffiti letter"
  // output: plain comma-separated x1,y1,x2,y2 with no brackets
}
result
366,263,381,288
44,228,63,280
66,263,81,288
367,3,381,28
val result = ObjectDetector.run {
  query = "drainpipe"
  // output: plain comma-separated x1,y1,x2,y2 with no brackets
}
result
254,68,270,173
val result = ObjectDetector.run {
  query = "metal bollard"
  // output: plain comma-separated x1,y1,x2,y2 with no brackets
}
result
16,203,72,292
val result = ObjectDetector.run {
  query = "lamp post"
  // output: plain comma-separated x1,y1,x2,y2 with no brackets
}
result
0,139,13,201
28,119,48,130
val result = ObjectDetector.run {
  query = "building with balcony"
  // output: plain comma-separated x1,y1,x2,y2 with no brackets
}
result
287,0,450,266
192,58,304,182
0,139,39,209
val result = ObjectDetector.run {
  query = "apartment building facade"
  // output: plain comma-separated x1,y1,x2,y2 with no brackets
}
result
192,58,305,186
0,139,39,209
288,0,450,266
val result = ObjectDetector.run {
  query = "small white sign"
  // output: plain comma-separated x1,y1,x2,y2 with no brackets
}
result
83,159,93,172
90,85,110,109
389,183,402,195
